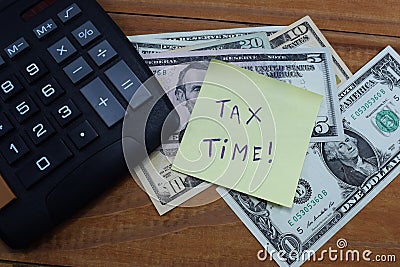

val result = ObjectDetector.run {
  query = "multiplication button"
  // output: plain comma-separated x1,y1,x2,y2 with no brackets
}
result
88,40,117,67
47,37,77,64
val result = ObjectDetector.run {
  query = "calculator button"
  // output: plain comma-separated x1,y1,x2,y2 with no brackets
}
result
58,3,82,24
0,136,30,164
47,37,77,64
52,99,81,127
80,78,125,127
0,76,23,101
16,139,72,189
4,37,29,59
25,116,56,145
21,58,48,84
105,60,152,106
11,96,39,123
68,120,98,149
33,19,58,39
0,176,16,210
63,57,93,84
0,113,13,138
36,78,65,105
88,40,117,67
71,21,101,47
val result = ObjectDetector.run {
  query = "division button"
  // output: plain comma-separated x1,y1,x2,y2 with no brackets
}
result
88,40,117,67
80,78,125,127
33,18,58,39
63,57,93,84
57,3,82,24
105,60,151,106
71,21,101,47
4,37,29,59
0,176,16,210
68,120,98,149
47,37,77,64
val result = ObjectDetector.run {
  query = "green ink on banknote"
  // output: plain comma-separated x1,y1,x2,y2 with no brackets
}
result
375,110,399,132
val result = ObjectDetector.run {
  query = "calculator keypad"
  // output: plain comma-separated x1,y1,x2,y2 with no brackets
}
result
0,2,153,193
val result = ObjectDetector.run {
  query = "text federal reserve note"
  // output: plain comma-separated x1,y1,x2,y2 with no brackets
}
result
174,32,270,51
129,25,284,43
130,32,270,55
218,46,400,267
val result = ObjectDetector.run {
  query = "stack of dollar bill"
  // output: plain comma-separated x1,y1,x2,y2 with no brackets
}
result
128,15,400,267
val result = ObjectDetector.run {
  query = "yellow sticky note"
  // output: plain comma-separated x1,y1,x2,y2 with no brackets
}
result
171,60,322,207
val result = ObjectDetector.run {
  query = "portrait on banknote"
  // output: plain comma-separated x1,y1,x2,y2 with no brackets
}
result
322,130,379,187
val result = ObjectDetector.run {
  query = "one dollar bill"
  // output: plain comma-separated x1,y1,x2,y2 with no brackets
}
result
269,16,352,86
218,46,400,267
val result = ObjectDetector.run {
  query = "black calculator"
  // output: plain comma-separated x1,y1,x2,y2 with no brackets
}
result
0,0,178,248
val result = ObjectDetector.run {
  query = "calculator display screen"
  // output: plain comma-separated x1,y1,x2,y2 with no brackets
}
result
21,0,57,21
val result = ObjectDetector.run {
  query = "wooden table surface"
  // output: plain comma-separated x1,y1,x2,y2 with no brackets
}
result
1,0,400,266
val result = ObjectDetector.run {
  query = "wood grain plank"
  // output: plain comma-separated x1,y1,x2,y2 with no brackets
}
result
99,0,400,37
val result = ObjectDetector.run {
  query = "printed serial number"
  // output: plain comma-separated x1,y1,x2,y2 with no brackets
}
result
288,189,328,227
351,89,386,120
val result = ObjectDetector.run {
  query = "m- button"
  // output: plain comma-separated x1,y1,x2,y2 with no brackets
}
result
4,37,29,59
